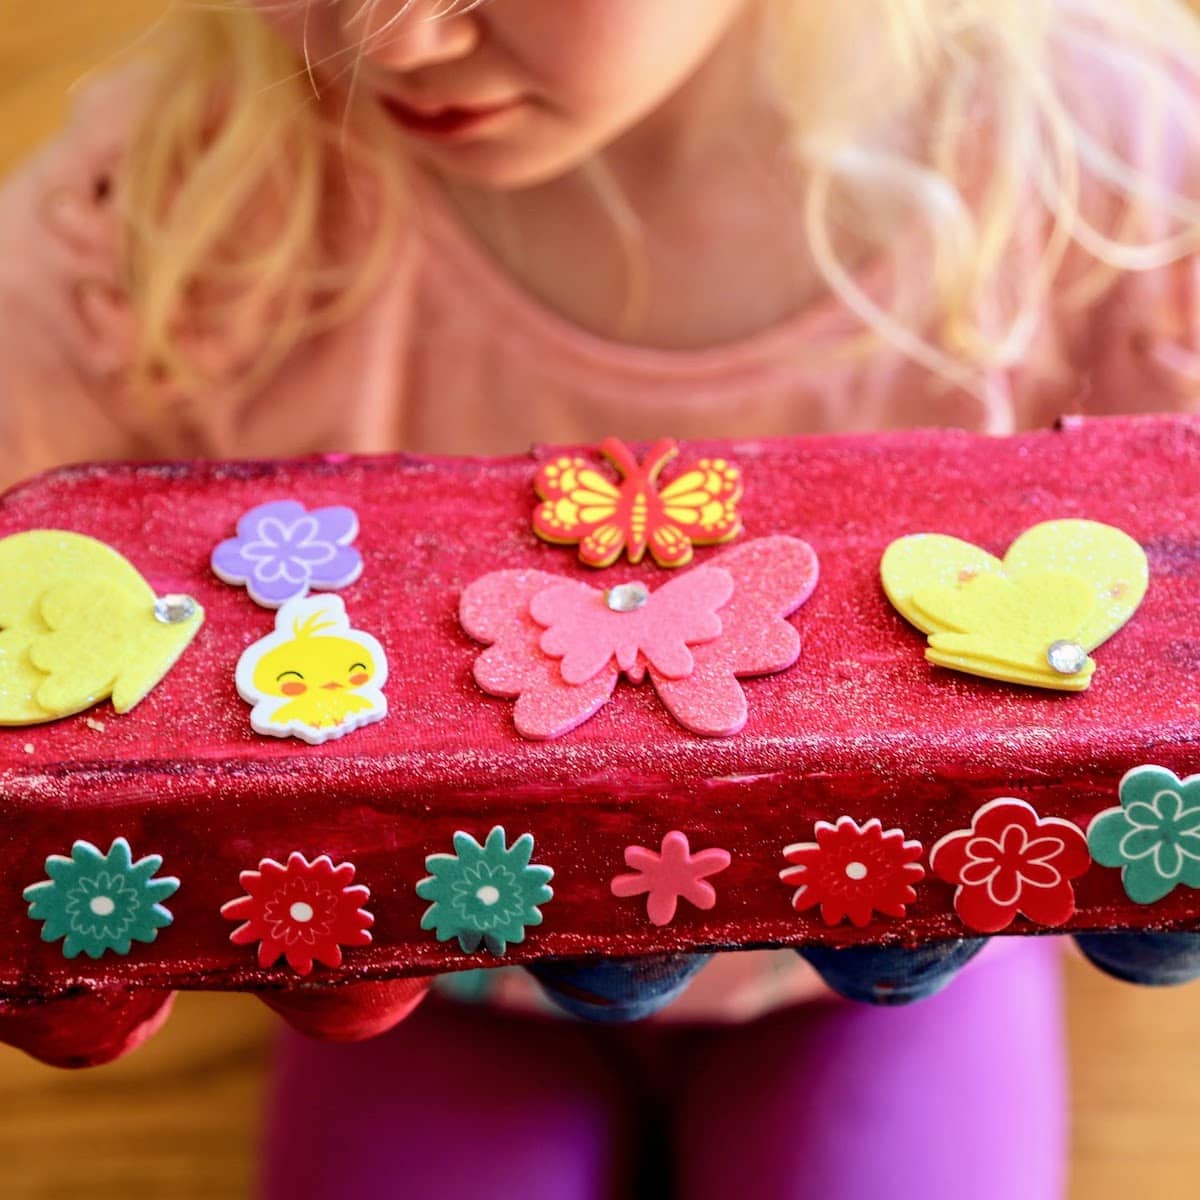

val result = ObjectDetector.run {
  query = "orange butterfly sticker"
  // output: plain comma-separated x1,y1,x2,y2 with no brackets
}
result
532,437,743,568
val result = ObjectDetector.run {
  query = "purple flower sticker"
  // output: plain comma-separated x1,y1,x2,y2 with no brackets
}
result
212,500,363,608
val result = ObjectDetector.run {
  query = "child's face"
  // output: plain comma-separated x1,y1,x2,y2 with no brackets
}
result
257,0,760,188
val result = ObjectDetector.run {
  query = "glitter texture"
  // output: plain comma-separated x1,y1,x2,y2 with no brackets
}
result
0,416,1199,1053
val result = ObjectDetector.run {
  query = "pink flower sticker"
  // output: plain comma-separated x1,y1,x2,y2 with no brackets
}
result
460,536,819,739
930,798,1091,933
780,816,926,928
611,831,732,926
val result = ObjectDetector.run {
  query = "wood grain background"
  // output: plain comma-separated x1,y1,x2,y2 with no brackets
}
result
3,4,1200,1197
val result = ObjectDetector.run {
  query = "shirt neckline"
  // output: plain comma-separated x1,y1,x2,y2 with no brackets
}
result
408,168,890,386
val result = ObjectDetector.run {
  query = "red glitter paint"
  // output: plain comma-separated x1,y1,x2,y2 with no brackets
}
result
0,414,1199,1062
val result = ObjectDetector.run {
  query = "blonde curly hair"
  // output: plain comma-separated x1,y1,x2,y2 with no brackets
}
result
119,0,1200,428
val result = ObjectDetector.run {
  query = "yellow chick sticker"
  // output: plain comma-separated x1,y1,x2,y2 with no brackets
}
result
236,596,387,745
0,530,203,725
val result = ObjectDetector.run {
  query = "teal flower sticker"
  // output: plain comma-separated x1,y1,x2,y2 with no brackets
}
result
1088,766,1200,904
23,837,180,959
416,826,554,955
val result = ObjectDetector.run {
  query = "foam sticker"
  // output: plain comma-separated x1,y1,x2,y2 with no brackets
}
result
1089,765,1200,904
211,499,362,609
416,827,554,955
881,519,1147,691
0,530,203,724
930,798,1091,932
23,837,179,959
460,536,818,738
610,831,731,926
235,595,387,745
532,437,742,568
220,852,374,976
532,566,732,685
779,817,925,927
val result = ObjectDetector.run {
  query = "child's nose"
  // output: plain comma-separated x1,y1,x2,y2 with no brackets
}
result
341,0,481,73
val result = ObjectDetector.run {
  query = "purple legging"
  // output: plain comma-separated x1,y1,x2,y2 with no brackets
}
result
262,939,1066,1200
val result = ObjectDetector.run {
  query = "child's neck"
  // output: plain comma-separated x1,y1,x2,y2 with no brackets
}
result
433,19,862,351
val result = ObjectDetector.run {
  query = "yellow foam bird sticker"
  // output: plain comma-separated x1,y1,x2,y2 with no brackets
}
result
0,531,204,724
880,519,1148,691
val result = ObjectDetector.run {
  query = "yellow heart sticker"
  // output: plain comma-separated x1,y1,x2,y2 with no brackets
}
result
881,519,1148,691
0,531,204,724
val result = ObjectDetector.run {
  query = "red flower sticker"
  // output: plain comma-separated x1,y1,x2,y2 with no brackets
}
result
780,817,925,928
930,798,1091,933
220,852,374,975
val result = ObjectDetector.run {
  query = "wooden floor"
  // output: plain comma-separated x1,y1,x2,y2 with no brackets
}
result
0,993,273,1198
5,5,1200,1198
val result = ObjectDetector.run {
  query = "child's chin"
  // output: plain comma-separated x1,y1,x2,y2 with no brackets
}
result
414,139,596,193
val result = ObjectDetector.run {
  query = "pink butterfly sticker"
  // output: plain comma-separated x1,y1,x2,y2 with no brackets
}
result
459,536,819,739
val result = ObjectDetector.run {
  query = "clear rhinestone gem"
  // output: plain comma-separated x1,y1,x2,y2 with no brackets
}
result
289,901,314,923
153,593,197,624
605,582,650,612
1046,639,1087,675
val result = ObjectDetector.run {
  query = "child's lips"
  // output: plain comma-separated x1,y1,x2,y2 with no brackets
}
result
320,682,344,690
380,95,523,138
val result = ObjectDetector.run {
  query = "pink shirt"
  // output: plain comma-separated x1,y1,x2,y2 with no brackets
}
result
1,69,1197,1017
2,73,1199,494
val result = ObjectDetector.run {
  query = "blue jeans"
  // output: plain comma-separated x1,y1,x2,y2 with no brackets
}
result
529,930,1200,1022
798,939,988,1004
1072,931,1200,986
530,953,712,1022
801,932,1200,1001
531,942,986,1017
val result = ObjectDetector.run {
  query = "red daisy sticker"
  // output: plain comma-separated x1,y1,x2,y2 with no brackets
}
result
930,798,1091,933
220,852,374,975
779,816,925,928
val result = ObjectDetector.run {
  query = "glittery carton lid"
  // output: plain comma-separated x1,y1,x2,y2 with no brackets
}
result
0,414,1198,1061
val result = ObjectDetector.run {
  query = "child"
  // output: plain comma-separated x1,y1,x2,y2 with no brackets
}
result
4,1,1200,1196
